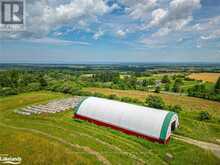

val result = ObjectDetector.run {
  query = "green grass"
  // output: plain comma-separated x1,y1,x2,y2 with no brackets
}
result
0,91,219,164
181,80,199,91
0,126,92,165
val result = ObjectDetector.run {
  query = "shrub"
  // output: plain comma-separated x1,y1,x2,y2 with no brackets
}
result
70,89,82,95
120,97,142,104
199,111,211,121
188,84,207,98
93,92,106,98
108,94,119,100
69,90,92,96
145,95,165,109
121,97,134,103
172,78,183,93
215,77,220,94
167,105,183,113
161,75,171,83
155,86,161,93
184,77,193,81
27,82,41,91
164,83,170,91
0,87,17,96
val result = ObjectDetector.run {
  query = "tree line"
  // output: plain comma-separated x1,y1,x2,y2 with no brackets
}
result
0,69,219,102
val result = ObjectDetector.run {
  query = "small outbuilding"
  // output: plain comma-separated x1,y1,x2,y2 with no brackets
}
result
74,97,179,144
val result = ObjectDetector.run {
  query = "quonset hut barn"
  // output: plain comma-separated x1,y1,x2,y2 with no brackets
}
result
74,97,179,144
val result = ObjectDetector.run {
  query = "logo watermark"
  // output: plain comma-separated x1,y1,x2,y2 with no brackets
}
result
0,0,25,31
0,154,22,164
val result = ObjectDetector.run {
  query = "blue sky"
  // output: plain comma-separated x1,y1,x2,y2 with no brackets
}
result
0,0,220,63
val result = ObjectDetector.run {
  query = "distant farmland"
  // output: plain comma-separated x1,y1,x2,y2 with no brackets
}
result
188,73,220,83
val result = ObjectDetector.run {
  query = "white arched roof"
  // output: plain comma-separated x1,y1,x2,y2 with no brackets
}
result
75,97,178,143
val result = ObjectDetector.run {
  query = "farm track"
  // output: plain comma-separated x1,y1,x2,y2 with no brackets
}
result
64,119,165,163
174,135,220,159
0,122,111,165
75,131,146,164
0,118,150,164
1,118,219,164
18,120,147,164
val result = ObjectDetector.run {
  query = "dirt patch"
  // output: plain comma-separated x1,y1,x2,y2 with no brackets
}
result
174,135,220,159
77,132,146,164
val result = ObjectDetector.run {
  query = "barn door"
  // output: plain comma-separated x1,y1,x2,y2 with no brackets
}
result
171,121,176,131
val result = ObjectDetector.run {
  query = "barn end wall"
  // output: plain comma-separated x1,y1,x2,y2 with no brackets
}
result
160,112,176,141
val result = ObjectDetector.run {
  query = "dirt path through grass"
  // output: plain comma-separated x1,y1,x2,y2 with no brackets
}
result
20,120,146,164
174,135,220,159
0,122,111,165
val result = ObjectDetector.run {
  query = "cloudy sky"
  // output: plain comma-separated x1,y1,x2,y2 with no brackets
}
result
0,0,220,63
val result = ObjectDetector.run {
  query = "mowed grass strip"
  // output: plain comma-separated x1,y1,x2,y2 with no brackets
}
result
188,73,220,83
0,125,95,165
0,91,220,164
0,91,67,111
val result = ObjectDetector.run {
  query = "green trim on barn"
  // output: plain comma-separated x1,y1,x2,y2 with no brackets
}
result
159,112,176,141
74,97,88,114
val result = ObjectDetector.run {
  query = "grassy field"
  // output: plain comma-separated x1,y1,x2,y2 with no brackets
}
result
84,87,220,144
181,80,199,89
0,91,219,164
188,73,220,83
137,73,178,80
136,73,203,92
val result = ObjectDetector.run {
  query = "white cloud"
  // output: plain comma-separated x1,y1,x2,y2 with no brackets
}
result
139,0,201,47
93,30,104,40
1,0,217,51
148,0,201,36
116,29,127,38
152,27,170,37
53,32,63,36
193,16,220,41
140,37,168,48
200,35,212,40
149,8,168,27
22,37,90,46
200,29,220,40
196,43,202,48
127,0,157,20
169,0,201,18
0,0,117,39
